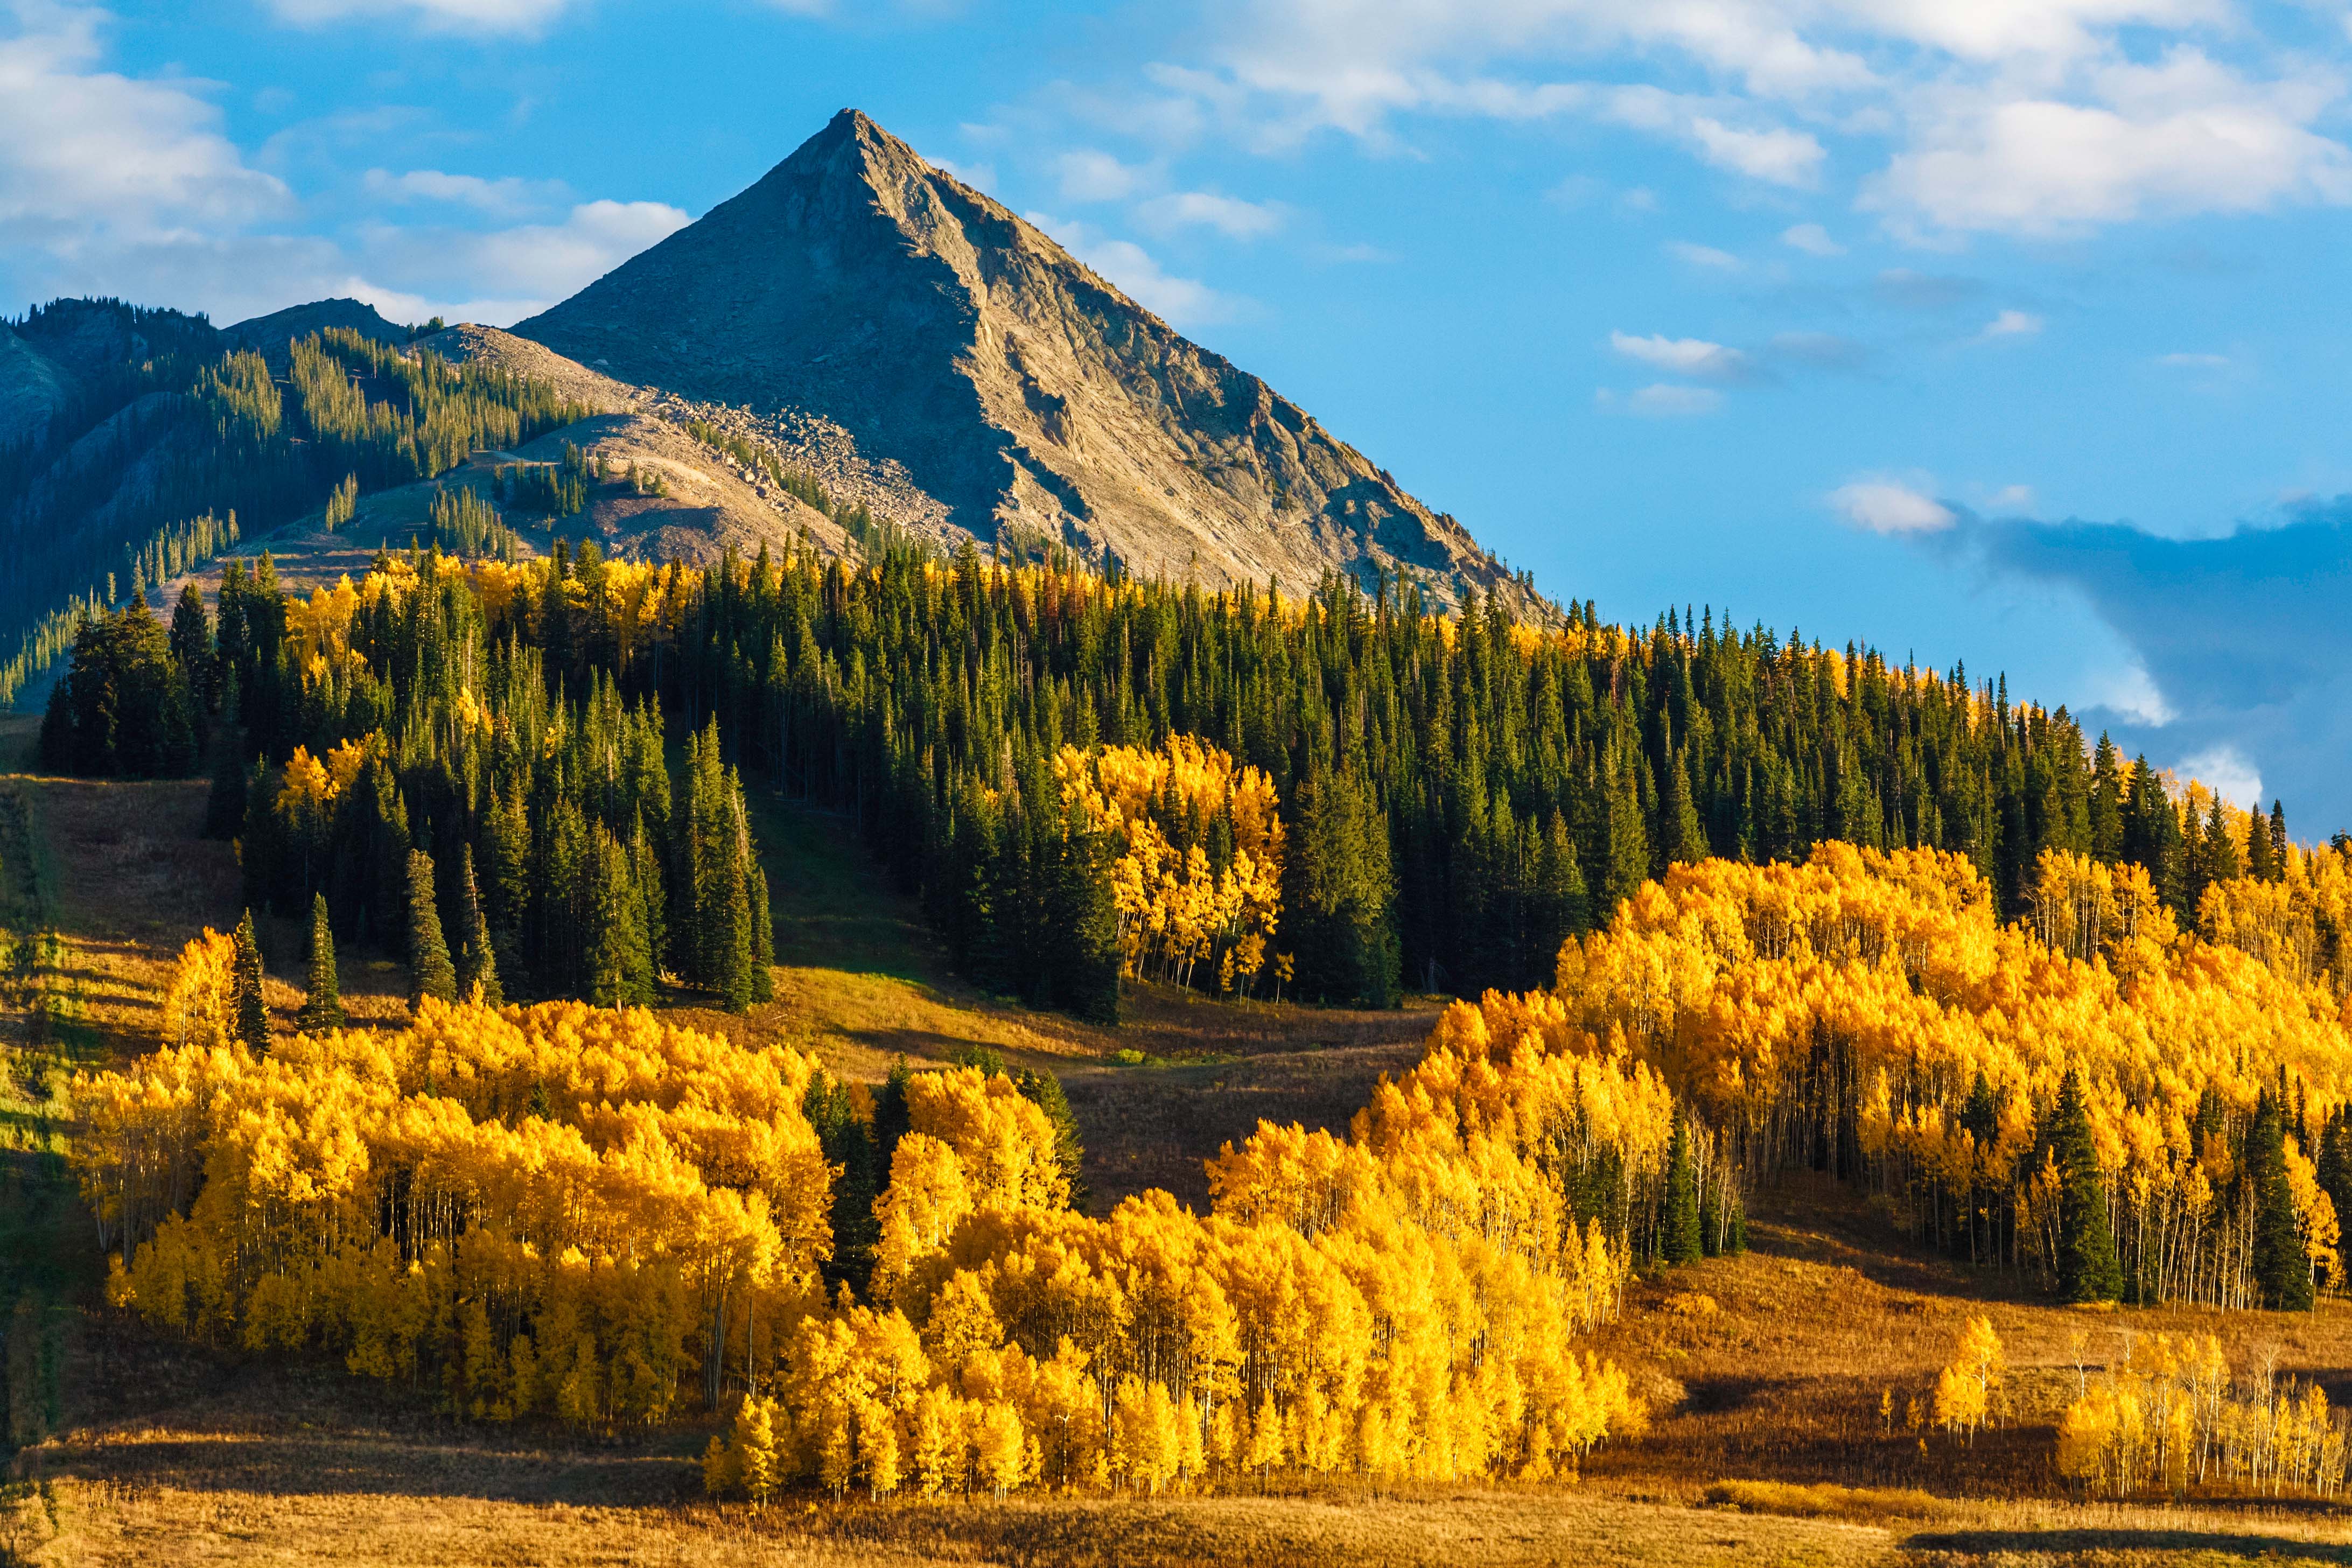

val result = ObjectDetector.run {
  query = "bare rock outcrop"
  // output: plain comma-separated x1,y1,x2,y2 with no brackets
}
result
516,109,1530,611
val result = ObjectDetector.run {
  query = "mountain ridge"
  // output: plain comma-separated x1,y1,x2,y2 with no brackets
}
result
516,109,1532,612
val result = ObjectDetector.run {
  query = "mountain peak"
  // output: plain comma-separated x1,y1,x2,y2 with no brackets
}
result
513,113,1530,612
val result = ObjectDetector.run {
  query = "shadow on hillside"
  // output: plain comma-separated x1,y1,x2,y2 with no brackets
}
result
1743,1174,2018,1301
1905,1528,2352,1560
62,1425,690,1507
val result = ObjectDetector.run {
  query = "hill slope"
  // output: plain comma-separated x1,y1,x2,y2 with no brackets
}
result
517,109,1528,610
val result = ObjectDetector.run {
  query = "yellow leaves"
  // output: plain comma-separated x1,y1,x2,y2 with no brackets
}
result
907,1066,1068,1213
74,998,835,1427
1932,1316,2002,1443
1058,736,1284,991
2055,1331,2346,1500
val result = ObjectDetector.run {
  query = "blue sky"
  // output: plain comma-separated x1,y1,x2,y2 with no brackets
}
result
8,0,2352,829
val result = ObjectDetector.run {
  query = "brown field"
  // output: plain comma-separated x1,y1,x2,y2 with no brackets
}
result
10,724,2352,1563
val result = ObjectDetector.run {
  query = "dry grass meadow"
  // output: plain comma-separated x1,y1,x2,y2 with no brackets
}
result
11,712,2352,1563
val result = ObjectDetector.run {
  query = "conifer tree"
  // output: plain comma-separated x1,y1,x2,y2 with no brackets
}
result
298,892,342,1032
2246,799,2280,881
231,908,268,1053
2053,1068,2122,1303
452,844,501,1007
404,849,458,1007
583,825,652,1006
2250,1089,2314,1311
1284,761,1399,1007
1661,1117,1702,1265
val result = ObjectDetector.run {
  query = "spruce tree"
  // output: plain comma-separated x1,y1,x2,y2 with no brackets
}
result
404,849,458,1007
584,825,652,1006
452,844,502,1006
231,908,269,1054
2250,1089,2314,1311
204,743,249,840
298,892,342,1032
2052,1068,2122,1303
2270,800,2290,880
1661,1117,1702,1265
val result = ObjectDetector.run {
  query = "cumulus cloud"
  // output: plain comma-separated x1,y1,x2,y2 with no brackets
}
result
362,167,563,215
1144,0,2350,241
1863,51,2352,237
1135,190,1284,237
1666,240,1740,269
0,6,696,327
1927,502,2352,827
1027,213,1231,326
1976,308,2043,340
1831,477,1956,534
0,5,288,248
2173,745,2262,809
1608,330,1754,382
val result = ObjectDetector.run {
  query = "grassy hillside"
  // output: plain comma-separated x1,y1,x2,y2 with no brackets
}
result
10,724,2352,1565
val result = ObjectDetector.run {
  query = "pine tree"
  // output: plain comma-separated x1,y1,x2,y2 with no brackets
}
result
298,892,342,1032
2250,1088,2314,1311
2053,1068,2122,1303
2246,799,2280,881
2270,799,2290,880
1661,1117,1702,1265
452,844,502,1006
232,907,269,1054
405,849,458,1007
1284,761,1399,1007
583,825,652,1006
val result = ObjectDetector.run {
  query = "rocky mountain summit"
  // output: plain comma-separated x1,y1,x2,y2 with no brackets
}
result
517,109,1527,610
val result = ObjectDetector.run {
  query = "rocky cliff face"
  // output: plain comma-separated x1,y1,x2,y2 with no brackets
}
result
516,110,1525,611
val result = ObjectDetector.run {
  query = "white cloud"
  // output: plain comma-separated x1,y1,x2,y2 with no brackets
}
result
1686,115,1824,186
2175,743,2262,809
2088,659,2175,726
1027,213,1230,326
2157,351,2230,368
1985,483,2036,512
1146,1,2349,242
1601,86,1824,187
0,5,288,248
1136,190,1284,238
923,153,998,192
1609,330,1753,382
1055,149,1148,202
263,0,577,35
1781,221,1844,255
356,198,689,320
1666,240,1740,269
361,167,561,215
1976,308,2043,340
1864,51,2352,237
1831,477,1956,534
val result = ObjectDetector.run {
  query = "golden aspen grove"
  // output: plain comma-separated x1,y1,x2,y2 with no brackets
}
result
78,934,1651,1499
16,321,2352,1558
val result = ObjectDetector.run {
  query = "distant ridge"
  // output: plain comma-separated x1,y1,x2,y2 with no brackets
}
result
517,109,1530,610
226,297,408,359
